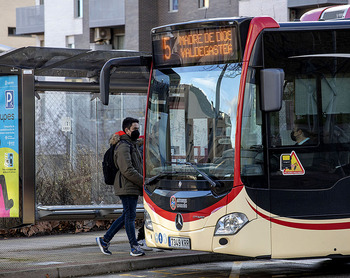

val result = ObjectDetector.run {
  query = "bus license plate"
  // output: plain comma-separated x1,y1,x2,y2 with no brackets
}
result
168,237,191,249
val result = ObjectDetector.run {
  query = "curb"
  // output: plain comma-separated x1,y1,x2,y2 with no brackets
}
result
0,252,237,278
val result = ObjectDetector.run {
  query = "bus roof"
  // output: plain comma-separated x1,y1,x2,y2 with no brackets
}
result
276,18,350,30
300,5,350,21
151,17,252,33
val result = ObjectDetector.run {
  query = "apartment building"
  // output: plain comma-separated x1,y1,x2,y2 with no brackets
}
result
15,0,239,52
15,0,350,52
0,0,36,50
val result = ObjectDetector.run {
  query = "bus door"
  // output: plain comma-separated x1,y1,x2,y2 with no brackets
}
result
240,67,272,257
263,29,350,258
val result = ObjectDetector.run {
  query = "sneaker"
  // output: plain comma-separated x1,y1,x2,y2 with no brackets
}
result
96,237,112,255
138,239,152,251
130,245,145,257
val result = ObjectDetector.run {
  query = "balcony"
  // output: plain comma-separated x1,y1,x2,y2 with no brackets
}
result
288,0,348,8
89,0,125,28
16,5,44,35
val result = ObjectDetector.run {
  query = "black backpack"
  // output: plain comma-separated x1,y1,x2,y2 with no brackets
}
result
102,140,132,185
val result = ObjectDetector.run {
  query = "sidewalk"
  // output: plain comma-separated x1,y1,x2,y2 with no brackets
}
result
0,230,235,278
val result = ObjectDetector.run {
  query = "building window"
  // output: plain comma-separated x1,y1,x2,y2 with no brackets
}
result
8,27,31,37
66,35,75,48
113,35,125,50
199,0,209,8
169,0,178,12
8,27,16,36
40,0,44,4
75,0,83,18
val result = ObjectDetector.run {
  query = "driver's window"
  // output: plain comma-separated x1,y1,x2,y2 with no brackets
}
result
269,70,350,190
240,68,265,187
269,76,318,147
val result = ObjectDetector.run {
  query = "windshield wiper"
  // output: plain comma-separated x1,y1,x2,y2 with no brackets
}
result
144,171,178,186
166,161,220,188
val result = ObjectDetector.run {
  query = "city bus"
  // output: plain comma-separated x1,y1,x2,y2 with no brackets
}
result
100,17,350,259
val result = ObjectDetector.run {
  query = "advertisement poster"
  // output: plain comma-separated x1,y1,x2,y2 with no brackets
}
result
0,76,18,217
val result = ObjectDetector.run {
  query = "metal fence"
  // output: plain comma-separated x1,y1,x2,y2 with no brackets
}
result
35,92,146,208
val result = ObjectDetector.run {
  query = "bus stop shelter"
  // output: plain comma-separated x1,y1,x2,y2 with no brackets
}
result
0,47,150,229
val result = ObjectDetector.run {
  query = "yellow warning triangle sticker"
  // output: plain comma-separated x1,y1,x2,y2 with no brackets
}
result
280,151,305,175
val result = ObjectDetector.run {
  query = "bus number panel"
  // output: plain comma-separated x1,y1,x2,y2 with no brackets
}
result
152,26,239,67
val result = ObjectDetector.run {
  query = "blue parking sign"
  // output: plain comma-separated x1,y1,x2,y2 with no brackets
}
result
5,90,14,109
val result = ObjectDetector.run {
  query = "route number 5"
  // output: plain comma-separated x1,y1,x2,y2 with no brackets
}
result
162,37,171,60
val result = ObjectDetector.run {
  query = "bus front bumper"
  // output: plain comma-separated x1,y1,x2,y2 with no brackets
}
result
144,222,215,252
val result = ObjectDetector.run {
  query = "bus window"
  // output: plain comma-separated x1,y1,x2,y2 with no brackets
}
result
240,67,266,188
322,73,350,144
269,75,319,148
145,63,241,190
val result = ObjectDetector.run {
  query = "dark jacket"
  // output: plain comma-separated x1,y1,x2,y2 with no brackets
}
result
113,134,143,196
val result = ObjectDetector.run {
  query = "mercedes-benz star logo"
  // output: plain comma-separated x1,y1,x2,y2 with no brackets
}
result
175,213,183,231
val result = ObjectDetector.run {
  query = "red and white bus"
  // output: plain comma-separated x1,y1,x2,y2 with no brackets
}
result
101,17,350,259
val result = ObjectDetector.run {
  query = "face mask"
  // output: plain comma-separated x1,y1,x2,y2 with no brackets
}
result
130,130,140,141
290,131,297,141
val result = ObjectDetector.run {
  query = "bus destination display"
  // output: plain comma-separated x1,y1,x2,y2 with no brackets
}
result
153,26,238,67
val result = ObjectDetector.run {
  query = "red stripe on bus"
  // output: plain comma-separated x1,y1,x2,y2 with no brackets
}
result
234,17,279,187
144,185,243,222
248,200,350,230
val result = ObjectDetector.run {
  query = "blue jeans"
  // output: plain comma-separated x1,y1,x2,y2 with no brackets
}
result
103,195,138,248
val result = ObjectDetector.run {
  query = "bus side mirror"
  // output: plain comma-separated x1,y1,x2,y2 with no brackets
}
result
260,68,284,112
99,56,152,105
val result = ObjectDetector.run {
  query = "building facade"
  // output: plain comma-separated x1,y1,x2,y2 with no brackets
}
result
0,0,36,50
15,0,350,51
16,0,239,52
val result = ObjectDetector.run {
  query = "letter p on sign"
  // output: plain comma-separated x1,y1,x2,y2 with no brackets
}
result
5,91,14,109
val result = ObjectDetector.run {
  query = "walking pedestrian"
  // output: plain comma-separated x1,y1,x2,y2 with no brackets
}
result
96,117,145,256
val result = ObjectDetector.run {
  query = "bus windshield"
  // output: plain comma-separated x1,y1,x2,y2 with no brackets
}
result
145,63,241,187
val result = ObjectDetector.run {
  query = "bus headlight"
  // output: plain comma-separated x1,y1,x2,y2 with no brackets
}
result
144,210,153,231
214,213,248,235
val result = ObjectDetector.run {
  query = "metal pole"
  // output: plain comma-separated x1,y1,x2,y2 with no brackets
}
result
35,81,148,93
